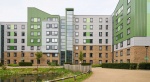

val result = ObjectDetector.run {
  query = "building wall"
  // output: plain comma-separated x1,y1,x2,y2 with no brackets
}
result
73,45,112,64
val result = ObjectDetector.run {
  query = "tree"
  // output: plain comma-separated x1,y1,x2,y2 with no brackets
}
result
35,51,42,73
79,51,83,64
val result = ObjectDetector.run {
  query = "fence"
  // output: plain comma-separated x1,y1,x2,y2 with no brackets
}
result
63,64,92,73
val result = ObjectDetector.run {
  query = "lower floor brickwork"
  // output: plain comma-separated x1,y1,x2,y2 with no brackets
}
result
4,52,60,66
73,45,112,64
114,46,150,63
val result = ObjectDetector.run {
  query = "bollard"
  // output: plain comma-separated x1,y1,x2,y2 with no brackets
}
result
74,75,76,81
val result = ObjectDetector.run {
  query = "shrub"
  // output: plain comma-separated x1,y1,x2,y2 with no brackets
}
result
81,63,91,66
92,64,102,67
130,63,138,69
2,65,7,70
48,62,58,66
139,63,150,70
19,62,32,66
8,64,19,67
64,62,72,64
102,63,132,69
0,63,2,66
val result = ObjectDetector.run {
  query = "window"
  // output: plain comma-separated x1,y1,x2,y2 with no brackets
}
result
21,25,25,29
83,32,86,36
99,39,102,44
14,39,17,43
14,53,17,57
46,24,52,28
22,32,25,36
75,53,78,57
116,52,118,57
30,46,34,50
14,46,17,50
99,25,102,30
83,53,86,57
127,38,130,45
120,60,123,63
120,41,123,47
83,39,86,44
7,25,10,29
7,39,10,43
99,32,102,37
90,25,93,30
127,28,130,35
47,54,50,57
46,31,50,36
83,18,86,22
127,7,131,14
83,60,86,63
37,39,40,43
75,39,79,43
31,39,33,43
90,46,93,50
30,53,34,57
7,53,10,57
99,46,102,51
106,32,108,37
37,46,40,50
120,51,123,56
99,53,102,58
106,18,108,23
75,25,79,30
7,32,10,36
83,46,86,50
46,46,50,50
14,32,17,36
127,0,131,4
106,46,108,51
83,25,86,30
121,32,123,38
31,32,34,36
90,18,93,23
22,46,25,50
21,52,24,57
127,17,131,24
90,32,93,36
90,53,93,57
52,53,58,57
75,46,78,50
127,59,130,63
75,18,79,22
116,44,118,49
14,25,17,29
99,18,102,23
21,39,25,43
105,53,108,58
99,60,102,64
37,32,40,36
106,25,108,30
75,60,78,64
75,32,79,36
90,60,93,64
105,39,108,44
127,49,130,55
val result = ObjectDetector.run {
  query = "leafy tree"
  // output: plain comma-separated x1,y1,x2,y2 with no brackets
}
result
79,51,83,64
35,51,42,73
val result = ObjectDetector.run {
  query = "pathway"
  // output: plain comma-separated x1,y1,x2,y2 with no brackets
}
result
83,67,150,82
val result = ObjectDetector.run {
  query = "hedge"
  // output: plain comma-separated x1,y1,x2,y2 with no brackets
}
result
0,63,2,66
139,63,150,70
8,64,19,67
19,62,32,66
48,62,58,66
81,63,91,66
102,63,137,69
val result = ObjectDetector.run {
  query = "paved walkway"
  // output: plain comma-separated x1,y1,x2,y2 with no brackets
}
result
84,67,150,82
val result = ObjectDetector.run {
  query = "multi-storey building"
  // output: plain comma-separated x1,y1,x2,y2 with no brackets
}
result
113,0,150,63
0,0,150,65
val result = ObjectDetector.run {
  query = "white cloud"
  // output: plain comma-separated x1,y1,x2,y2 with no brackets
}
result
0,0,119,22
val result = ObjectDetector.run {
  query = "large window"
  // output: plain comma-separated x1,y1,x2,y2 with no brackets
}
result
127,17,131,24
99,53,102,58
105,39,108,44
99,32,102,37
90,53,93,57
99,39,102,44
106,32,108,37
127,7,131,14
46,38,58,43
90,46,93,50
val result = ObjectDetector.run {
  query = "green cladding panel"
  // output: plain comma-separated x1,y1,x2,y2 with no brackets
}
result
27,7,60,46
10,32,14,36
86,39,90,43
113,0,147,45
10,39,14,43
147,1,150,36
86,32,90,36
10,46,14,50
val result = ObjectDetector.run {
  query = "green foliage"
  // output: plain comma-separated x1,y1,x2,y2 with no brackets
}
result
0,63,2,66
19,62,32,66
48,62,58,66
81,63,91,66
139,63,150,70
79,51,83,63
102,63,138,69
8,64,19,67
35,51,43,60
92,64,102,67
2,65,7,70
64,62,72,64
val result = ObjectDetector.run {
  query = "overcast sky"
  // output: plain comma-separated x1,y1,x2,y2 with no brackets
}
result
0,0,119,22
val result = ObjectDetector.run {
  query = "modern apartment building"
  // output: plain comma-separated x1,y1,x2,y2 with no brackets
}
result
113,0,150,63
0,0,150,65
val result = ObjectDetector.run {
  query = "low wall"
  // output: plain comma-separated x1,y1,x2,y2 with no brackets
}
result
64,64,91,73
